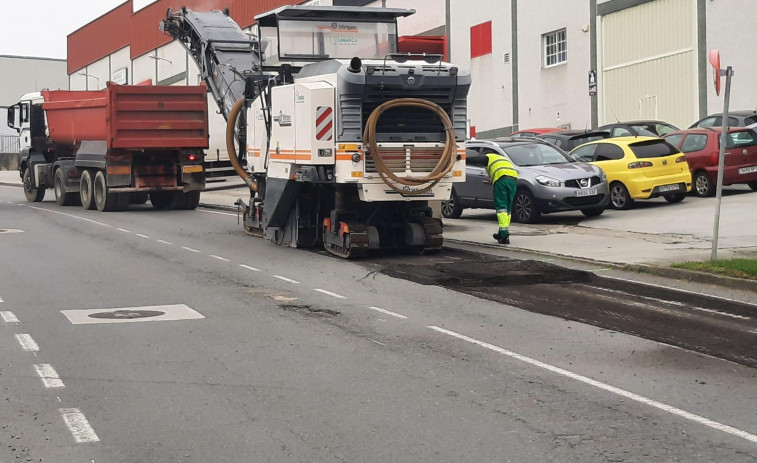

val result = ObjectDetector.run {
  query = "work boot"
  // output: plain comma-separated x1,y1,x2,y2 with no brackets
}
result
499,235,510,245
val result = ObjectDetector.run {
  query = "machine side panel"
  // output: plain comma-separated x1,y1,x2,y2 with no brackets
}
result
268,86,298,164
294,82,336,166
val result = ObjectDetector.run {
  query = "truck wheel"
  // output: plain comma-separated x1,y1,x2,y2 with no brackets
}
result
115,193,131,211
150,192,173,210
169,191,188,210
183,191,201,210
54,168,81,206
93,170,119,212
22,168,45,203
80,170,96,210
132,192,149,205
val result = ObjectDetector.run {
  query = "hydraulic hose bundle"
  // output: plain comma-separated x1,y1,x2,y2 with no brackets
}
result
226,97,258,192
362,98,458,195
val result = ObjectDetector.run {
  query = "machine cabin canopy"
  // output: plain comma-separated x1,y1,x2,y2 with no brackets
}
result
254,5,416,62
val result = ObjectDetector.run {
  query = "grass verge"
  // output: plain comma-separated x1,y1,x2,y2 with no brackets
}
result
672,259,757,280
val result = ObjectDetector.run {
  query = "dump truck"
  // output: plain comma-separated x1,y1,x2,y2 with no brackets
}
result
161,5,471,257
6,83,208,211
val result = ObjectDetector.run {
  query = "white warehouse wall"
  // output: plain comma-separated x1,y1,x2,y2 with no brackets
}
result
705,0,757,115
517,0,592,131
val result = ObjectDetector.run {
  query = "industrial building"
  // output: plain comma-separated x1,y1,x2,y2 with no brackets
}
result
57,0,757,141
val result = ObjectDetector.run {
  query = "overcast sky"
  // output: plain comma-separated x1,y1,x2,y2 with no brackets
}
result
0,0,131,59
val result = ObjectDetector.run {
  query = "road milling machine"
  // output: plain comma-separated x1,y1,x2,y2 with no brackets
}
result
160,5,470,258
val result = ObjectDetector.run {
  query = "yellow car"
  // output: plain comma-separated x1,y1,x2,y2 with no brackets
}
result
570,136,692,209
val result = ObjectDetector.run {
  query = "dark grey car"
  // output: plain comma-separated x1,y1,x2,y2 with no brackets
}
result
442,138,610,223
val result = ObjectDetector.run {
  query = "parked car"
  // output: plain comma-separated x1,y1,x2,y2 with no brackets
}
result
570,137,692,210
689,110,757,129
599,120,679,138
510,128,560,138
664,127,757,196
442,138,609,223
538,130,610,152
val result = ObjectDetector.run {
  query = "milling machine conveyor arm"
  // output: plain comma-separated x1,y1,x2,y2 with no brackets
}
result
159,7,267,120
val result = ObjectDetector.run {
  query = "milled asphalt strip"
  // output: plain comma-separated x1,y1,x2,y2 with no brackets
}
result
1,311,19,323
427,325,757,445
15,333,39,352
60,408,100,443
26,205,112,228
34,364,65,388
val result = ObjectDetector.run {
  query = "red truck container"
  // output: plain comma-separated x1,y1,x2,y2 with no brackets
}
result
9,83,209,211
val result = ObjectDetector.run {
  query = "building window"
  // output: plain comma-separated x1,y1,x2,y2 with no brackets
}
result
470,21,492,59
543,29,567,67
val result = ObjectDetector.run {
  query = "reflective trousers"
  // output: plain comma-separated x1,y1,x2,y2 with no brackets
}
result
494,176,517,238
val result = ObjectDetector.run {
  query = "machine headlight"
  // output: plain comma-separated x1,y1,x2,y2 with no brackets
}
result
535,175,561,187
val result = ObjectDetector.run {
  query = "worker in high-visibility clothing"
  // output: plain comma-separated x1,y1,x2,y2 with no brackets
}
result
468,151,519,244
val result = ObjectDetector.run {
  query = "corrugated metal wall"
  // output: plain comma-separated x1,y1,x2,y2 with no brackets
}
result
600,0,697,128
68,0,291,75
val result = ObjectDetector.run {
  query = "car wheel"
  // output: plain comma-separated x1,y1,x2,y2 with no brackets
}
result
22,168,45,202
513,190,541,224
693,171,715,197
609,182,634,210
441,188,463,219
581,207,604,217
748,181,757,191
663,193,686,203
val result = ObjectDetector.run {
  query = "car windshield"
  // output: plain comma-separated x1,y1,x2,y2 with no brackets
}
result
629,139,680,158
499,143,572,166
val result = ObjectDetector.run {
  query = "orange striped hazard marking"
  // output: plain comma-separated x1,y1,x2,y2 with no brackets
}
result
316,106,334,141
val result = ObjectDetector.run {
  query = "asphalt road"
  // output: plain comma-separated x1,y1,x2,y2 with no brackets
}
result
1,185,756,462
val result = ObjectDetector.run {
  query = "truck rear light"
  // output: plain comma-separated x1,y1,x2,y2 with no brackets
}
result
675,156,687,163
711,151,718,164
188,154,198,161
628,161,653,169
107,165,130,175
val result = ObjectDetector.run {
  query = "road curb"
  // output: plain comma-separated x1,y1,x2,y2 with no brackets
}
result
445,238,757,294
0,182,21,188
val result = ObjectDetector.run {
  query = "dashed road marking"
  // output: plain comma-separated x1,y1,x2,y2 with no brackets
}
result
27,205,112,228
367,306,408,320
0,295,4,303
239,264,260,272
182,246,201,253
60,408,100,443
34,364,65,388
136,233,150,239
157,240,173,245
15,333,39,351
198,208,237,217
1,311,19,323
117,228,131,233
210,255,230,262
273,275,300,284
314,289,346,299
427,325,757,445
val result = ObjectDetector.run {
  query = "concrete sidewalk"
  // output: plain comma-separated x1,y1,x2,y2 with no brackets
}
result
4,169,756,288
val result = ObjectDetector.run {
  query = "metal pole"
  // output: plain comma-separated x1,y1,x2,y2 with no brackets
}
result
711,66,733,261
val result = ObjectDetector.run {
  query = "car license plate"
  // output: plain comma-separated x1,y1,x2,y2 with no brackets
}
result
738,166,757,174
657,184,680,192
575,188,598,197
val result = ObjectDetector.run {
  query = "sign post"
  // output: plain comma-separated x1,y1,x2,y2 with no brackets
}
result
709,50,733,261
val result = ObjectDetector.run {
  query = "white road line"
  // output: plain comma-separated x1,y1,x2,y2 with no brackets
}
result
182,246,201,253
157,239,173,245
27,205,112,228
239,264,260,272
136,233,150,239
0,295,4,303
1,311,19,323
15,333,39,352
60,408,100,443
210,255,230,262
428,325,757,445
314,289,346,299
34,364,65,388
273,275,300,284
198,208,237,217
117,228,131,233
367,306,408,320
600,275,757,308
